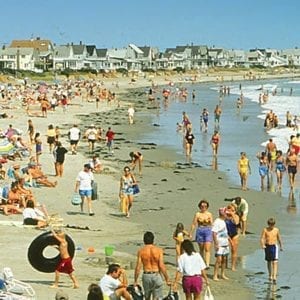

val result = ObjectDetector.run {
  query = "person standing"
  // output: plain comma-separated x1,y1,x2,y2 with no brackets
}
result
286,148,298,189
185,127,195,156
27,119,34,144
212,207,230,281
51,229,79,289
211,130,220,156
75,164,95,216
54,141,68,177
47,124,56,153
127,105,135,124
257,151,269,191
129,151,143,176
134,231,171,300
99,264,131,300
260,218,283,284
106,127,115,154
173,240,209,300
237,152,251,191
214,104,222,126
232,197,249,236
265,138,277,171
201,108,209,132
34,132,42,165
85,124,98,153
68,124,81,155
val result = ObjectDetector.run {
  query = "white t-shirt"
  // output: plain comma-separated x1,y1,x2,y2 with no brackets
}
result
76,170,94,190
212,217,229,247
23,207,44,220
177,252,206,276
128,107,135,117
86,128,97,140
69,127,81,141
99,274,120,296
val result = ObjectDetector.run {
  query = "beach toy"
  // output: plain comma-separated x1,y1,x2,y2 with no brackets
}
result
104,245,115,256
88,246,95,253
27,231,75,273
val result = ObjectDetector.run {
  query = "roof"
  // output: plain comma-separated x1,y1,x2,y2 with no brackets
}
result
96,48,107,58
10,39,53,51
128,44,143,54
72,44,85,55
86,45,96,56
0,47,36,55
53,45,71,58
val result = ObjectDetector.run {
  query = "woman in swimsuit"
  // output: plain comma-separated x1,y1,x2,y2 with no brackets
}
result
237,152,251,191
189,199,213,268
275,150,286,191
225,204,240,271
211,130,220,156
185,127,195,156
257,151,269,191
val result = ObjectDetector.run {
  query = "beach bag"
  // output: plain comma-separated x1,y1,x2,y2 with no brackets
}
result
132,184,140,195
127,284,144,300
91,181,98,200
163,287,179,300
71,193,82,205
119,195,127,214
203,286,214,300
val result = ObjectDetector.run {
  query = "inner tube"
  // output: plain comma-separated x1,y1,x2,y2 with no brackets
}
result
27,231,75,273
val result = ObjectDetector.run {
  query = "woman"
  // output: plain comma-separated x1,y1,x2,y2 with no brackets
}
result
185,127,195,156
129,151,143,175
34,132,42,165
46,124,56,153
174,240,209,300
27,119,34,144
225,204,240,271
211,130,220,156
23,199,47,228
257,151,269,191
119,166,137,218
189,200,213,268
54,141,68,177
237,152,251,191
275,150,286,191
201,108,209,132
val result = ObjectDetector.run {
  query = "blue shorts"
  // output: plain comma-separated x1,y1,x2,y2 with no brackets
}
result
265,244,278,261
79,189,92,197
195,226,213,243
259,165,268,177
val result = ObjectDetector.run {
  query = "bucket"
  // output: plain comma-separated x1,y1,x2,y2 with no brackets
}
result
104,245,115,256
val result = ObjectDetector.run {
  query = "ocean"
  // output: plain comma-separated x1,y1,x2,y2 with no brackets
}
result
139,78,300,299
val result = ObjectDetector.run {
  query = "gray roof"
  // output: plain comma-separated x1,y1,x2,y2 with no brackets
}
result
86,45,96,56
54,45,71,58
96,48,107,58
0,47,35,55
72,44,85,55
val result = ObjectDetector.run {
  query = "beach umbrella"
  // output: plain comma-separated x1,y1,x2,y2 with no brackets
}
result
0,139,16,156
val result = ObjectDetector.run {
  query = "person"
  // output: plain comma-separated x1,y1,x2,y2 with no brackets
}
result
34,132,42,165
211,130,220,156
291,133,300,155
286,148,298,189
231,197,248,235
27,119,34,144
106,127,115,154
28,164,58,187
265,139,277,171
85,124,98,153
40,96,50,118
134,231,171,300
75,164,95,216
275,150,286,191
185,127,195,156
0,163,6,180
237,152,251,191
23,199,47,228
87,283,104,300
173,240,209,300
119,166,137,218
47,124,56,153
214,104,222,125
129,151,143,175
212,207,230,281
286,111,293,127
201,108,209,132
68,124,81,155
51,228,79,289
54,141,68,177
225,204,240,271
189,199,213,269
173,222,189,261
7,182,27,208
257,151,269,191
89,155,102,174
99,264,131,300
260,218,283,284
128,105,135,124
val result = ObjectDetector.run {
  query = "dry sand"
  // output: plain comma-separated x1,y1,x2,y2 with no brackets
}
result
0,72,294,299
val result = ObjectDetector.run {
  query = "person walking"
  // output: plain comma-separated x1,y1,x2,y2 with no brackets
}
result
237,152,251,191
68,124,81,155
134,231,171,300
75,164,95,216
54,141,68,177
105,127,115,154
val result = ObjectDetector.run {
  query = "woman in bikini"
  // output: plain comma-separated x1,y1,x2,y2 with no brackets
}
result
257,151,269,191
189,199,213,268
237,152,251,191
211,130,220,156
275,150,286,191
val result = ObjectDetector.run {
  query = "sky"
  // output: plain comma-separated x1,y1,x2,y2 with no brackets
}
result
1,0,299,51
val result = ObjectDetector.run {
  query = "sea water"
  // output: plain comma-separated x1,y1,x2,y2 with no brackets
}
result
139,78,300,299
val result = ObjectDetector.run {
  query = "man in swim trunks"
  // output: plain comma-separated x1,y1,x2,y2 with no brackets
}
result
265,139,277,171
286,148,298,189
260,218,283,284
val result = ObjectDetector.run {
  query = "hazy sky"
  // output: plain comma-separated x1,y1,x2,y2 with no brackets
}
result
1,0,299,50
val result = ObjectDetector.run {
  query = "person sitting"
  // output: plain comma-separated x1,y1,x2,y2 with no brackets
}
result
7,182,27,208
14,136,30,158
87,283,104,300
89,155,102,174
22,199,47,228
16,177,35,203
27,164,57,188
0,199,23,215
0,163,6,180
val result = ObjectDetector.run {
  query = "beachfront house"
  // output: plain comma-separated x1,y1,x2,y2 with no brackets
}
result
208,47,230,67
138,46,159,71
280,48,300,67
227,49,247,67
190,45,209,69
0,47,39,71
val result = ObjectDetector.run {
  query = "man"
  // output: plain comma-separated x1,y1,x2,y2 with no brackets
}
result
99,263,131,300
232,197,249,235
85,124,98,153
134,231,170,300
74,163,94,216
286,148,298,189
106,127,115,154
212,207,230,281
68,124,81,154
265,138,277,171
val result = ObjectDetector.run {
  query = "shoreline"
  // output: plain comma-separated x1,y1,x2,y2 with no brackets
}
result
0,72,296,299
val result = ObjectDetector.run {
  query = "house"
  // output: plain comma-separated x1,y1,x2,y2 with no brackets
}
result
246,49,267,67
0,47,39,71
280,48,300,67
208,47,230,67
138,46,159,70
190,45,208,69
227,50,247,67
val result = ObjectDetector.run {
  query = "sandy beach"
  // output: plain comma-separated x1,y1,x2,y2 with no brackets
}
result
0,71,298,300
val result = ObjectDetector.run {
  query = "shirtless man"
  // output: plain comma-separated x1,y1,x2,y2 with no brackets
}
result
51,229,79,288
260,218,283,284
134,231,170,300
286,148,298,189
265,139,277,171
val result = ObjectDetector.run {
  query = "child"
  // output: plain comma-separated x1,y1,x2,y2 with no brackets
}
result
34,132,42,165
51,229,79,289
260,217,283,284
173,222,189,261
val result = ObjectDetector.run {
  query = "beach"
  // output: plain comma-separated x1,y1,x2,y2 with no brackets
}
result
0,71,299,300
